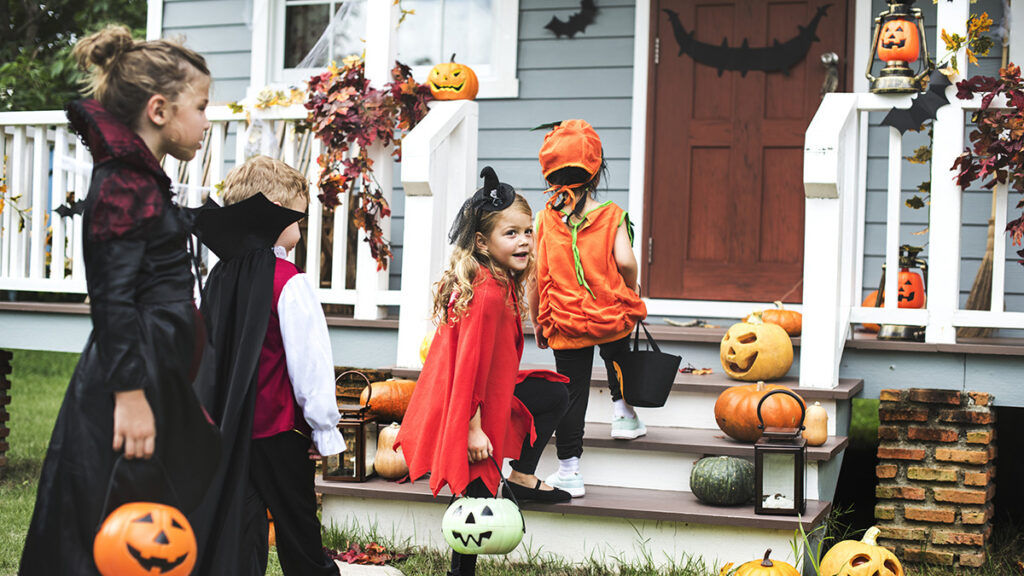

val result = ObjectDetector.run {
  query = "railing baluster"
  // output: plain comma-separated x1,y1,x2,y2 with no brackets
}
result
71,141,87,282
51,128,68,280
0,129,8,278
234,120,247,168
205,121,227,273
29,127,49,278
187,146,203,208
10,126,27,278
305,138,323,286
992,183,1008,313
884,127,901,311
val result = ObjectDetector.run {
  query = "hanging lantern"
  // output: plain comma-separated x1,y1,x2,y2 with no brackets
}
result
865,0,932,93
878,245,928,341
324,371,378,482
754,389,807,516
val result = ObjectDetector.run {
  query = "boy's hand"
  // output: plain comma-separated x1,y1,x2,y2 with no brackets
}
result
113,389,156,460
467,427,493,463
308,444,322,461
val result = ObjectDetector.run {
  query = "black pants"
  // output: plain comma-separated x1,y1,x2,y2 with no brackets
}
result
449,478,492,576
510,376,569,475
246,431,340,576
552,336,631,460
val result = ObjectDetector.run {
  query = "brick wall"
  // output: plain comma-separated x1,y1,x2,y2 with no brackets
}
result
0,349,11,473
874,388,996,568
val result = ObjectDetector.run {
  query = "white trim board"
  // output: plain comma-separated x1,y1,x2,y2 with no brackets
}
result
644,298,803,320
146,0,163,41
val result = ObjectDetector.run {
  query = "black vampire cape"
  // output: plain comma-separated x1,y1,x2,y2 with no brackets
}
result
189,194,305,575
20,100,220,575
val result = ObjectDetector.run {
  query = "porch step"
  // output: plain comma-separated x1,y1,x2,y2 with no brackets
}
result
318,477,829,568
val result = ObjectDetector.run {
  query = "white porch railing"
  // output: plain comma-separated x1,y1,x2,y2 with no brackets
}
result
0,104,414,318
801,90,1024,389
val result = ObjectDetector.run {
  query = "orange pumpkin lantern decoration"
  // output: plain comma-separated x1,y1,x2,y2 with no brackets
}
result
94,502,197,576
428,54,479,101
896,268,925,308
720,318,793,381
714,381,806,443
877,18,920,63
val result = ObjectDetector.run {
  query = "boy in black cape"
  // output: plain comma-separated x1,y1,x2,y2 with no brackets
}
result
190,156,343,576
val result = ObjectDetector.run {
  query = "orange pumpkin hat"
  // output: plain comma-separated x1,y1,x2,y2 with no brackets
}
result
538,119,603,210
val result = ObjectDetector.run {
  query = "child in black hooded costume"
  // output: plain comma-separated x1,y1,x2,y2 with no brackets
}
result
191,156,343,576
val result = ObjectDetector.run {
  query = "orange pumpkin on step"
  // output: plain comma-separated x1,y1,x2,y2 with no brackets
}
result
745,301,801,336
715,381,806,443
360,378,417,422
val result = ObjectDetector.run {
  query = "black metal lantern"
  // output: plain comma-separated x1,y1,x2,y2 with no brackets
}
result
754,389,807,516
865,0,932,93
323,371,378,482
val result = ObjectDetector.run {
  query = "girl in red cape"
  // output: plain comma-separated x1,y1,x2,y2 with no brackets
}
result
396,167,570,576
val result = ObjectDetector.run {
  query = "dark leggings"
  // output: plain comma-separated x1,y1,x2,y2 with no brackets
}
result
449,478,491,576
552,335,631,460
510,376,569,475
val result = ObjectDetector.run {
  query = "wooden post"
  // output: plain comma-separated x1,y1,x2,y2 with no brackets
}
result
354,0,399,320
925,0,969,343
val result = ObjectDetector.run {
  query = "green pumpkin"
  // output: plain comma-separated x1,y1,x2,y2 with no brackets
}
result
441,496,524,555
689,456,755,506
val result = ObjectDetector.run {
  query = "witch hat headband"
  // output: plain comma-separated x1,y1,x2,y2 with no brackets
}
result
448,167,516,250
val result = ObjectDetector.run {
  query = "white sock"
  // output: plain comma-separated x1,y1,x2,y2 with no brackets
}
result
613,399,637,419
558,457,579,478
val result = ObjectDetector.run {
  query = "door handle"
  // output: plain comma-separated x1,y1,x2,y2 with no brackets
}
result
821,52,839,98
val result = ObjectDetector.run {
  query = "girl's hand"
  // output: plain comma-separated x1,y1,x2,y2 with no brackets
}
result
536,332,549,350
467,427,493,463
113,389,156,460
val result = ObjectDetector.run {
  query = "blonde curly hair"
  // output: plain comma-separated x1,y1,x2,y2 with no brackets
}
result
432,194,533,325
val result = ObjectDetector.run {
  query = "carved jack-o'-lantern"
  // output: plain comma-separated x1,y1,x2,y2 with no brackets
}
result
442,496,524,555
428,54,479,101
819,526,905,576
896,268,925,308
94,502,197,576
877,18,920,63
720,319,794,381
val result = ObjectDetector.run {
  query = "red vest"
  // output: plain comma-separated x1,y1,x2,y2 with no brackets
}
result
252,258,311,439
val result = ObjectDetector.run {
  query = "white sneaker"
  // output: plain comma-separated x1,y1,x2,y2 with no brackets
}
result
544,471,586,498
610,414,647,440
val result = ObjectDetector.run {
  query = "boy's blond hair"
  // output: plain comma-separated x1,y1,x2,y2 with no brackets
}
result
220,155,309,210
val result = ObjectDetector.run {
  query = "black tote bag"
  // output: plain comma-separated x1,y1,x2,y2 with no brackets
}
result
610,321,682,408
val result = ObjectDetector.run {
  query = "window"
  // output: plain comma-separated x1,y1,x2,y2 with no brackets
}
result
267,0,519,98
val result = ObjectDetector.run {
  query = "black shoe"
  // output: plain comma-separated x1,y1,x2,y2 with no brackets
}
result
503,479,572,503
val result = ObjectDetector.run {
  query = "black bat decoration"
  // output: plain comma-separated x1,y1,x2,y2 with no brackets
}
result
545,0,598,39
54,200,85,218
663,4,831,76
880,72,952,134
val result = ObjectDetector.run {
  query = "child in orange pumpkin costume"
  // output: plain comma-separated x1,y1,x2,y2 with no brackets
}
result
529,119,648,498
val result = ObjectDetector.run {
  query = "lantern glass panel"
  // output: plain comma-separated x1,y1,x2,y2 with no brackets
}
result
760,452,796,510
364,423,378,475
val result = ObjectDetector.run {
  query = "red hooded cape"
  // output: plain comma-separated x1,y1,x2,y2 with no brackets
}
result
395,268,535,497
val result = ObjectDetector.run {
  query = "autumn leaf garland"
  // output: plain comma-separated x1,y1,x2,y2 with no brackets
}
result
305,56,432,270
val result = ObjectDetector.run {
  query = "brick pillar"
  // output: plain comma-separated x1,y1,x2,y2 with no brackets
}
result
874,389,996,568
0,349,11,473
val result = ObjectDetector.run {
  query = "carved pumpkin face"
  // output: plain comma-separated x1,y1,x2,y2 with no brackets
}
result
442,496,523,555
878,19,920,63
720,320,794,381
820,527,904,576
428,55,479,101
93,502,196,576
897,268,925,308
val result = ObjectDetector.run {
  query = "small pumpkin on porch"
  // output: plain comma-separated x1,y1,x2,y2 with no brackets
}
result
744,301,802,336
374,422,409,480
359,378,417,422
428,54,479,100
714,381,806,443
877,18,920,63
720,317,793,381
721,549,800,576
819,526,904,576
689,455,754,506
802,401,828,446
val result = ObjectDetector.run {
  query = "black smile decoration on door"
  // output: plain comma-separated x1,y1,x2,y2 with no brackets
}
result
663,4,831,76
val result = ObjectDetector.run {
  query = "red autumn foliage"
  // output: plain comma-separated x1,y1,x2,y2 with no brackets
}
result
323,542,408,565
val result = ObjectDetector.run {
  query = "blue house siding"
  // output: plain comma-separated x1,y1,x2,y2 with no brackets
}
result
162,0,253,103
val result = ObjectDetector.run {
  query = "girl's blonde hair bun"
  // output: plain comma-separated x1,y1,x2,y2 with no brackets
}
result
73,25,135,73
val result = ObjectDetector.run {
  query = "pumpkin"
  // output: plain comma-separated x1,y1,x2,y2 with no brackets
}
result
757,301,802,336
359,378,416,422
374,422,409,480
442,496,524,555
715,381,806,443
268,509,275,547
689,456,754,506
877,18,920,63
428,54,479,100
94,502,197,576
724,549,800,576
820,526,904,576
896,268,925,308
861,290,884,332
803,401,828,446
720,318,793,381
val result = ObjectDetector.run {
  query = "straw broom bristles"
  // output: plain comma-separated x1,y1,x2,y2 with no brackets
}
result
957,198,997,339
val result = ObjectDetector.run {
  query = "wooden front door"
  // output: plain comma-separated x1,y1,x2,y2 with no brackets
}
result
644,0,851,303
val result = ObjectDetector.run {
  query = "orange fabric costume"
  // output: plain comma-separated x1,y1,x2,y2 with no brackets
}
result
535,202,647,350
395,268,535,497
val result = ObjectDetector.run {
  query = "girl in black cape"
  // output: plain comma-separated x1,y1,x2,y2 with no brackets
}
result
19,26,219,575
